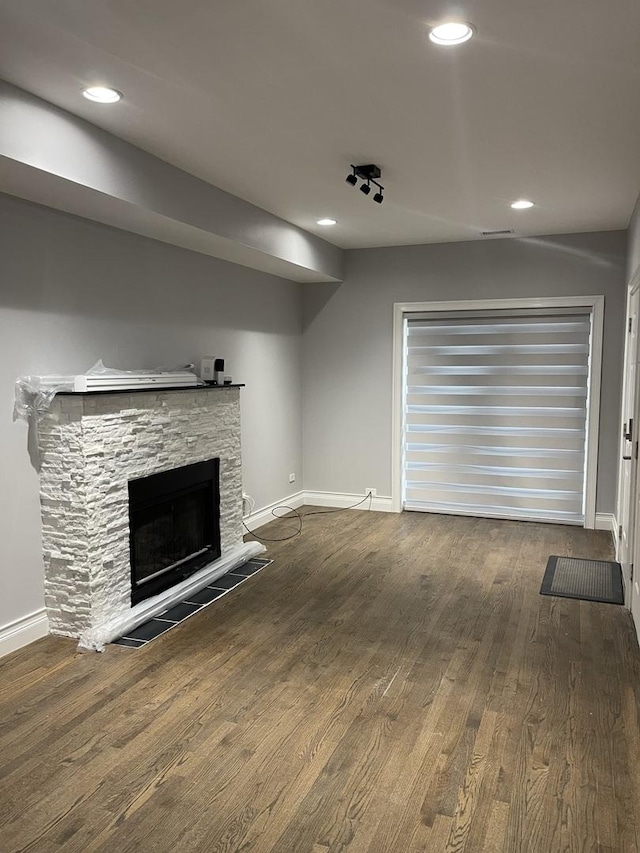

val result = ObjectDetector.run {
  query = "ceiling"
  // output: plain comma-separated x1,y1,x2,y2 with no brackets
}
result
0,0,639,250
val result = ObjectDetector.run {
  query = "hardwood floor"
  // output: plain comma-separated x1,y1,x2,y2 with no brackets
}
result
1,509,639,852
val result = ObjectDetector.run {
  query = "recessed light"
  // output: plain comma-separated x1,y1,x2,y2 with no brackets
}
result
82,86,123,103
429,22,474,46
317,218,337,226
510,199,535,210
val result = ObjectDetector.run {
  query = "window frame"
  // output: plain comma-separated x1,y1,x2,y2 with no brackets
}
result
391,296,604,528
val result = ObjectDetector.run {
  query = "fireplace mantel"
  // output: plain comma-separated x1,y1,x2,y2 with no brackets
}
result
57,384,245,397
36,386,246,639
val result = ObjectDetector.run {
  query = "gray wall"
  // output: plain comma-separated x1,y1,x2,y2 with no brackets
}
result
628,192,640,282
0,193,303,631
0,81,344,283
302,231,627,513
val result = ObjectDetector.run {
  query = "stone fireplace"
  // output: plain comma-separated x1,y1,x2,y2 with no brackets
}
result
36,386,246,640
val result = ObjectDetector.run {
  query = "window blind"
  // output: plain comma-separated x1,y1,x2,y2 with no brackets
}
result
403,313,591,524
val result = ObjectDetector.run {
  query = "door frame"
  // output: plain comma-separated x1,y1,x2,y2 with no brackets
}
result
391,295,605,527
617,272,640,604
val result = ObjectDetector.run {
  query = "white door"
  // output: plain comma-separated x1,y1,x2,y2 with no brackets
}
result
618,287,639,602
632,430,640,640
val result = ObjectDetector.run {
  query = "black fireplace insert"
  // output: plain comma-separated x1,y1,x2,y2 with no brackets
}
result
128,459,221,605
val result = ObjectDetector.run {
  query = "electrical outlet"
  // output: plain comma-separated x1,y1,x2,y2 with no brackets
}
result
289,473,296,483
242,493,254,518
365,487,377,497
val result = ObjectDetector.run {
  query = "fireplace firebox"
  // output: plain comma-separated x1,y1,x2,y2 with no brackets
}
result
128,459,221,605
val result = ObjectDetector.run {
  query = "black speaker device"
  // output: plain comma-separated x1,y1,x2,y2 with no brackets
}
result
213,358,225,385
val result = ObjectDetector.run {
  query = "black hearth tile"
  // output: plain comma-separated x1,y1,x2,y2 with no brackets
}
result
184,586,227,605
125,619,174,641
233,559,273,577
161,601,203,622
112,637,147,648
208,573,246,590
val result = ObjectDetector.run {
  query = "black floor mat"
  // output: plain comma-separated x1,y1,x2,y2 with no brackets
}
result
184,586,227,605
125,618,174,641
540,556,624,605
208,572,246,590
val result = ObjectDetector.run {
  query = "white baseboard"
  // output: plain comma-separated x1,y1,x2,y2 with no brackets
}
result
594,512,612,531
243,490,305,530
304,496,624,524
610,514,620,559
0,608,49,659
595,512,618,544
244,490,394,532
595,512,619,558
303,490,394,513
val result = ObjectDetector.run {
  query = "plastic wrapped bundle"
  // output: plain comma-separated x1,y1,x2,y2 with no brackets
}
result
14,360,203,422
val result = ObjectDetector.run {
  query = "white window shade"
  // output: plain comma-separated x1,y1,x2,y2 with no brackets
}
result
403,313,592,524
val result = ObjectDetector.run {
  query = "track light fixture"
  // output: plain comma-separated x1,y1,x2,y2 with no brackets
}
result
345,164,385,205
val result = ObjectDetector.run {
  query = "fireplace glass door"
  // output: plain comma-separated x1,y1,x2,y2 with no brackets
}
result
128,459,221,604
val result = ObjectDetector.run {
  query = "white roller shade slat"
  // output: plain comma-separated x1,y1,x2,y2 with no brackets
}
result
403,313,591,524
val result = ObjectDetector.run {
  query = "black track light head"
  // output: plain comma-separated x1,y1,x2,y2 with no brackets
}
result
346,164,385,204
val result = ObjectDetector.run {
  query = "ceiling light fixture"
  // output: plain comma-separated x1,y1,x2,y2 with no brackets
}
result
82,86,123,103
510,199,535,209
345,164,385,205
428,22,474,46
317,218,337,226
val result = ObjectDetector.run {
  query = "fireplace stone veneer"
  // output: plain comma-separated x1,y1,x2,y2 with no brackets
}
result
36,387,244,638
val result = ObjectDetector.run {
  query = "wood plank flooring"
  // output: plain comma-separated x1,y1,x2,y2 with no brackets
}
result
1,509,639,852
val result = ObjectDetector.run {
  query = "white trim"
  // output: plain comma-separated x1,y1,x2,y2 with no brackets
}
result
615,270,640,607
303,490,394,513
0,608,49,659
594,511,617,536
584,297,604,528
251,491,609,522
405,504,582,526
391,305,405,513
610,513,621,562
611,512,619,550
393,295,607,314
243,491,305,530
392,296,605,529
